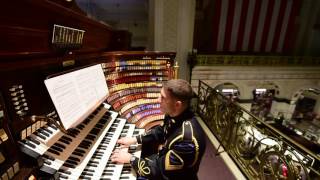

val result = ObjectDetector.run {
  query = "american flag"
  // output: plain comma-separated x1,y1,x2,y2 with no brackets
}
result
209,0,301,53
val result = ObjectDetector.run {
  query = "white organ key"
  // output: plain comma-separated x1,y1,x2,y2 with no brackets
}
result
120,164,137,180
19,107,105,161
18,123,63,159
40,108,118,174
99,123,136,180
120,128,145,180
57,117,126,179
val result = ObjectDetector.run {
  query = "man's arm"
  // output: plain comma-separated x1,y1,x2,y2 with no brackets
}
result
136,124,165,144
130,138,199,179
117,123,165,147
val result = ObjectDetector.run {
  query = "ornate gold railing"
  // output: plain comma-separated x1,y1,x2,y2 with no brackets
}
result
196,80,320,179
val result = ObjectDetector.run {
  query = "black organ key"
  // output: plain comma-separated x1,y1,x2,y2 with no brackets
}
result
83,169,94,172
43,154,55,161
77,124,85,130
74,149,85,154
92,156,102,160
41,127,53,134
38,129,50,137
59,174,69,179
89,114,95,118
87,162,97,167
22,139,36,148
88,160,99,164
94,152,103,156
34,131,46,140
66,131,76,138
58,138,70,145
63,163,76,168
78,144,90,149
44,159,52,165
83,119,90,125
71,128,80,134
90,127,100,134
49,124,58,130
98,147,107,150
54,142,66,149
47,148,60,155
81,172,94,176
106,111,112,116
106,134,113,137
68,156,80,162
95,123,103,129
92,153,103,157
72,151,83,157
79,175,91,179
65,159,78,165
26,136,40,145
82,140,92,146
51,145,63,152
59,169,71,175
86,134,96,141
61,136,72,142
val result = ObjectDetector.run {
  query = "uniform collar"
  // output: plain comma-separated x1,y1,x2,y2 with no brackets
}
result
166,108,194,129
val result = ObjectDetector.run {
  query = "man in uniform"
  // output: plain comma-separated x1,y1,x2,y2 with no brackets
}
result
111,79,206,180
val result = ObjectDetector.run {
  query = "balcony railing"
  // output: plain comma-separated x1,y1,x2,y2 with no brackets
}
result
196,80,320,179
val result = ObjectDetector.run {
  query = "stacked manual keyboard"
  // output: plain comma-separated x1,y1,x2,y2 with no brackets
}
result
19,103,145,179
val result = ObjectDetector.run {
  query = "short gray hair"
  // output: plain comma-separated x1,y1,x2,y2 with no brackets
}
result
163,79,194,103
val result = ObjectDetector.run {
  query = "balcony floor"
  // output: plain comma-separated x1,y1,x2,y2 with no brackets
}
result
198,136,236,180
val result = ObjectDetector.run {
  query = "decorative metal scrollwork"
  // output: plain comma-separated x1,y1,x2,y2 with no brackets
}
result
196,80,319,180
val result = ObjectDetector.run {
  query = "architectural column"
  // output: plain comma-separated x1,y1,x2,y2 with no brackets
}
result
149,0,196,80
176,0,196,80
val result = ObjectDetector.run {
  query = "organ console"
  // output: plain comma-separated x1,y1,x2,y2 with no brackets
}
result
0,1,176,179
101,51,176,129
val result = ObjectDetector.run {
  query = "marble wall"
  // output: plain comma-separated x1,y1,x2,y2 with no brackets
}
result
191,65,320,116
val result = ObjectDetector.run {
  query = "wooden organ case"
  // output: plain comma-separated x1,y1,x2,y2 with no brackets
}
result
0,1,176,179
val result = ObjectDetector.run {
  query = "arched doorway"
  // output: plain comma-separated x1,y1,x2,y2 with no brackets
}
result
250,82,279,121
291,88,320,122
285,88,320,145
214,82,240,102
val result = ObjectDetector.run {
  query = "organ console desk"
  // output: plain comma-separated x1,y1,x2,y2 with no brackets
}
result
0,1,176,179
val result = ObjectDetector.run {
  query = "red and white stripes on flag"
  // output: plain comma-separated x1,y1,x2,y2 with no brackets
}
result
213,0,300,53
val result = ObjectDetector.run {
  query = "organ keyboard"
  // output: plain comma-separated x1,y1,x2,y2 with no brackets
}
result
19,103,144,179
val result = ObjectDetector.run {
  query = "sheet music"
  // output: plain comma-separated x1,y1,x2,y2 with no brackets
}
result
44,64,108,129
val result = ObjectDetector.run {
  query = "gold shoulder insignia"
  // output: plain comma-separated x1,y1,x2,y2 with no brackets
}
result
168,121,200,168
165,150,184,171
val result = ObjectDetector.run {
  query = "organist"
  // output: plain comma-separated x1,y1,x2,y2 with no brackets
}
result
111,79,206,180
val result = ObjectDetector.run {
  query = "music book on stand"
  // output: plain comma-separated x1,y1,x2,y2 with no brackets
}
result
44,64,109,130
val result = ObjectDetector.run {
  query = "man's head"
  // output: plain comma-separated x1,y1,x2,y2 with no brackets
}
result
158,79,194,117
